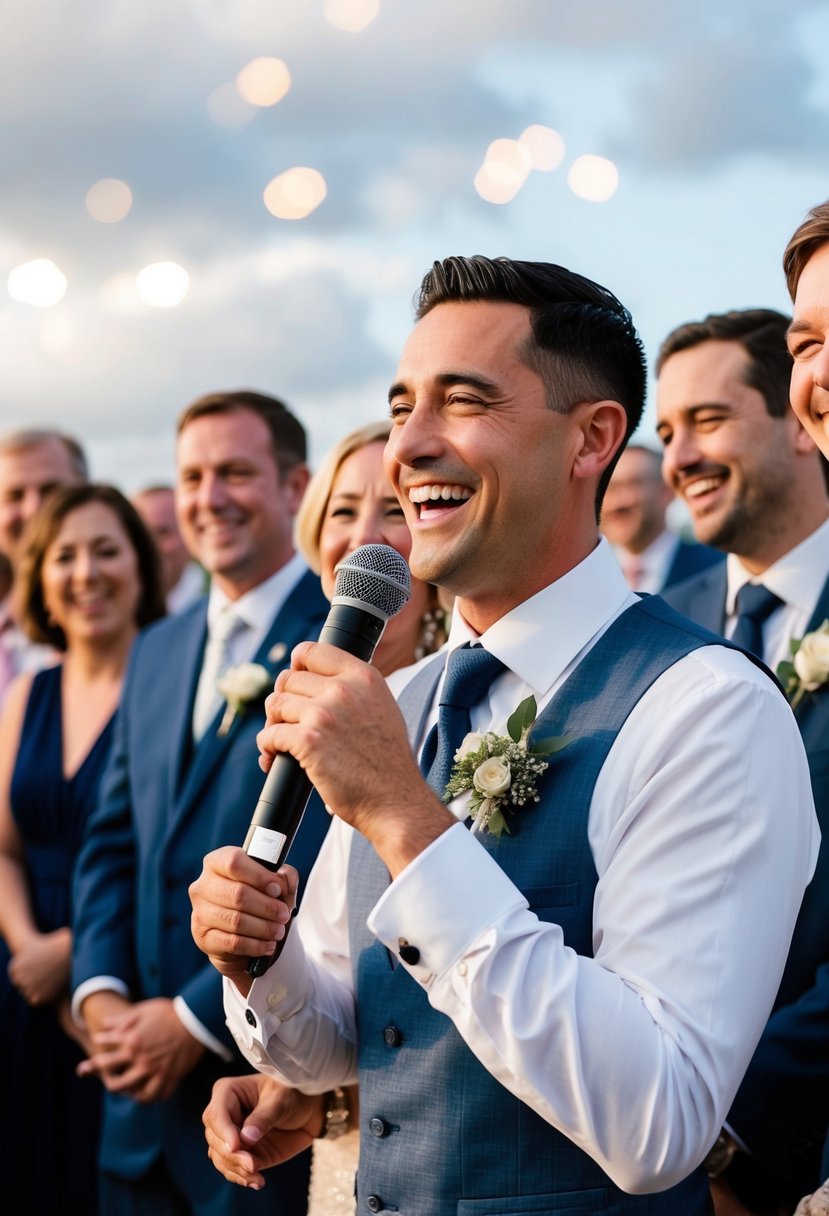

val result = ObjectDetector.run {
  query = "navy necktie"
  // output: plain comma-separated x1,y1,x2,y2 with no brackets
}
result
420,644,507,797
730,583,783,659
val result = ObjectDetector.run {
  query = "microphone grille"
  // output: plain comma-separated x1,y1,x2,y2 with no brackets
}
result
333,544,411,620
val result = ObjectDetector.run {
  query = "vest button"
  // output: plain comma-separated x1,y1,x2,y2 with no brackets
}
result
245,1009,257,1027
366,1195,384,1213
368,1117,389,1138
382,1025,403,1047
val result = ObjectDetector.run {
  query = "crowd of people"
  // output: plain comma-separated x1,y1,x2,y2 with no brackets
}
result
2,200,829,1216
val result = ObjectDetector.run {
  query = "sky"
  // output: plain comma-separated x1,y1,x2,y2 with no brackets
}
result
1,0,829,489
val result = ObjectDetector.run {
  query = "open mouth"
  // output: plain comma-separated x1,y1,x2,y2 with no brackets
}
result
682,473,727,506
408,483,473,521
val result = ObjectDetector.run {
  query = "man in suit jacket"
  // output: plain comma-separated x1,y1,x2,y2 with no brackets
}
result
189,259,816,1214
72,390,330,1215
600,441,723,591
657,309,829,1213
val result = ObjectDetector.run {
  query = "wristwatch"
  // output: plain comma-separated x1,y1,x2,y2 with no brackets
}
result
703,1130,739,1177
318,1087,350,1141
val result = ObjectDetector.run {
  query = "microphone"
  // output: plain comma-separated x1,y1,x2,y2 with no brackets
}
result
243,543,411,977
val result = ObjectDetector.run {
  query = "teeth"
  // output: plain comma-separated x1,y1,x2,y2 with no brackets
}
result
685,476,723,499
408,484,472,504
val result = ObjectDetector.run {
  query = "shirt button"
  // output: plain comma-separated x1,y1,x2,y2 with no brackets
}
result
245,1009,257,1027
366,1195,384,1213
398,940,420,965
456,961,468,977
368,1117,390,1138
266,986,287,1009
382,1025,403,1048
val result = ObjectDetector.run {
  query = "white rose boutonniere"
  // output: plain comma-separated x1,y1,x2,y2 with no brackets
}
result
444,695,570,837
777,620,829,709
216,662,273,737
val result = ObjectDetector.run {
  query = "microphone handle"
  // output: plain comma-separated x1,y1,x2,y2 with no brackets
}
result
245,603,386,978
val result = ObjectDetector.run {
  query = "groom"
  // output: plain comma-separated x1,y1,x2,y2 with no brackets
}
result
190,258,818,1213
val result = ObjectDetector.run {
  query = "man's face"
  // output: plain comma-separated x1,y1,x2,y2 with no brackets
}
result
600,447,672,553
131,488,190,595
176,407,306,599
385,300,583,632
656,340,797,560
0,436,83,567
789,241,829,460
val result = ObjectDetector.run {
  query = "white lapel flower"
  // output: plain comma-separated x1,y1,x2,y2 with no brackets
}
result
216,662,273,737
444,696,570,837
777,620,829,709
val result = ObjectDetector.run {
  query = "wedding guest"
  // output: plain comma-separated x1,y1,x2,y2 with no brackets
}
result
600,442,723,591
0,428,87,703
191,257,817,1214
71,390,330,1216
0,483,165,1215
131,484,207,613
656,307,829,1214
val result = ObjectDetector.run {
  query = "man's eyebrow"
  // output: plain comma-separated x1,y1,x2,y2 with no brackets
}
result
787,319,813,338
387,371,500,404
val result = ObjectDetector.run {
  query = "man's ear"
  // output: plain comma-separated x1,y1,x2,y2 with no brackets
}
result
282,463,311,513
571,400,628,484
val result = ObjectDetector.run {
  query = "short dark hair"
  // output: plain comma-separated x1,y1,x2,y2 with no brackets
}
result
176,390,306,474
655,308,792,418
784,200,829,300
17,483,166,650
415,256,647,507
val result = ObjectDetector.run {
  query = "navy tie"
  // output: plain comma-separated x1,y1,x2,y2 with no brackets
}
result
420,644,507,797
730,583,784,659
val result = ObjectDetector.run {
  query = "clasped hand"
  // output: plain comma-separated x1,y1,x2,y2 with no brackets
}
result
77,996,204,1102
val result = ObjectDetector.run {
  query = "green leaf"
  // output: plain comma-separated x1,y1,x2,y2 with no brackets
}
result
507,695,537,743
531,733,570,755
776,660,796,683
790,637,801,657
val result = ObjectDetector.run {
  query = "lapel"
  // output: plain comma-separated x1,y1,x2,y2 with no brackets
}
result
171,569,327,825
804,570,829,634
167,601,209,814
683,562,728,635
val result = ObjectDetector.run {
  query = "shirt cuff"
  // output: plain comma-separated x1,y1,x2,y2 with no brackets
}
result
368,822,528,985
71,976,130,1028
172,995,233,1062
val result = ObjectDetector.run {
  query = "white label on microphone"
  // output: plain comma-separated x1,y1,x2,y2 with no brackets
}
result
248,826,287,865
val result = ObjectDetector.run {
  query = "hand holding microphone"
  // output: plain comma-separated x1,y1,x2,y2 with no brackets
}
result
243,544,410,977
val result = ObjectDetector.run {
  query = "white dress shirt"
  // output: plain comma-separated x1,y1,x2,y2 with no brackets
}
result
615,528,680,593
725,517,829,672
225,538,818,1191
73,553,310,1058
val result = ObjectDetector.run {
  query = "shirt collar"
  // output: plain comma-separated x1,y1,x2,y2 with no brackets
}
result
445,537,637,698
205,552,308,635
725,516,829,617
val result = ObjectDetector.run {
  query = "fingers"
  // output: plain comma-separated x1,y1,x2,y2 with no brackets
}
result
205,1127,264,1190
189,850,295,961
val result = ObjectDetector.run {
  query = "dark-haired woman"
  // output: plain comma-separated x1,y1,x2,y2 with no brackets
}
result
0,484,165,1215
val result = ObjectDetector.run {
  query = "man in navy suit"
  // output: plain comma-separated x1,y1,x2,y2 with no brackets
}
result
72,390,330,1215
657,310,829,1214
600,442,723,591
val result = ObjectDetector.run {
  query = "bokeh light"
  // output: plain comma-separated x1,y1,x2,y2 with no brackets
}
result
474,138,532,205
263,168,327,220
568,155,619,202
324,0,381,33
135,261,189,308
7,258,68,307
236,58,291,107
519,125,565,172
86,178,133,223
207,83,256,129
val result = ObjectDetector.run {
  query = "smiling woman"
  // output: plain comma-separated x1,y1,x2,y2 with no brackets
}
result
0,484,165,1215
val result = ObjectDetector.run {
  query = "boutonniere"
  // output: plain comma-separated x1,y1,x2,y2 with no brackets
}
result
216,663,273,737
444,695,570,837
777,620,829,709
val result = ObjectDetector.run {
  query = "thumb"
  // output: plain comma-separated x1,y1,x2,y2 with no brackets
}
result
239,1079,299,1145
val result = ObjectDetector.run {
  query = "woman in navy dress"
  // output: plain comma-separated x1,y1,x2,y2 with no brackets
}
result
0,484,165,1215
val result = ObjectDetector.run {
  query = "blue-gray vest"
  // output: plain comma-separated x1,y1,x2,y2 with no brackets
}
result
346,597,753,1215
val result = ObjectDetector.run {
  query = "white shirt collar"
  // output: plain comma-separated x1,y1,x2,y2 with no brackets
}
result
205,552,308,636
725,516,829,617
445,537,637,699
